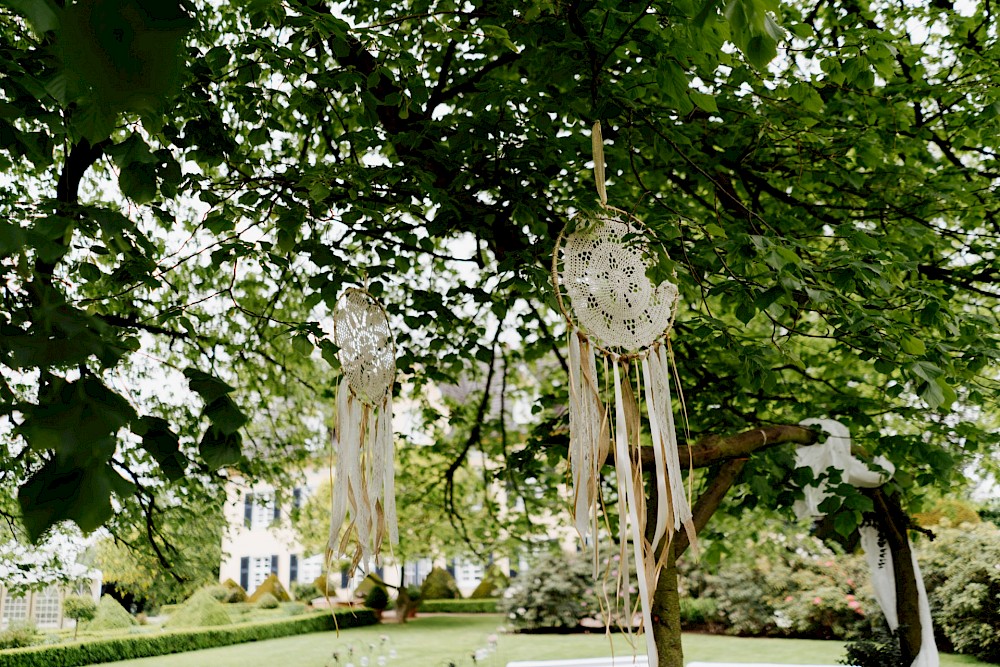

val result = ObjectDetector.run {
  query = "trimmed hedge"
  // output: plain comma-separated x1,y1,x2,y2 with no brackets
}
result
420,599,498,613
419,567,460,600
164,589,232,628
88,596,137,631
0,609,377,667
248,574,290,603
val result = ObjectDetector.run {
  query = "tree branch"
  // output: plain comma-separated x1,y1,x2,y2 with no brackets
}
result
636,423,817,469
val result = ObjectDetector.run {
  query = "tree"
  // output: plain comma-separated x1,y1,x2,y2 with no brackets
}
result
62,594,96,640
2,0,998,664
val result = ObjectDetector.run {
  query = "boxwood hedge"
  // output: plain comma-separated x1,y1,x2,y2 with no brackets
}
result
419,599,498,613
0,609,376,667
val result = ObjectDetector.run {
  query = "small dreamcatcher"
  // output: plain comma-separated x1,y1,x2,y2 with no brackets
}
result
329,287,399,573
551,121,696,662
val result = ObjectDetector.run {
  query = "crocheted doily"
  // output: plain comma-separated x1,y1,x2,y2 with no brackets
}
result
333,288,395,406
561,212,678,352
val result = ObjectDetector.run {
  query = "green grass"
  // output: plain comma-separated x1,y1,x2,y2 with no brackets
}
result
93,615,995,667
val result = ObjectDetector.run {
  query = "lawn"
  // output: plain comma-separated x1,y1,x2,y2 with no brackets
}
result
95,615,992,667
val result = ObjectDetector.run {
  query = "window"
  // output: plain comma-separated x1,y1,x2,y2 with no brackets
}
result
455,558,484,589
403,558,433,586
250,493,275,529
300,554,324,584
2,591,28,628
33,588,61,628
250,556,273,592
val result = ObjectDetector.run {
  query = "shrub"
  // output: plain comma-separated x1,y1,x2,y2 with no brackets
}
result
679,597,718,628
840,625,905,667
0,610,377,667
470,564,510,599
88,596,137,631
203,585,230,602
313,573,336,597
165,589,233,628
291,581,320,602
420,599,498,613
283,602,306,616
255,593,280,610
352,573,387,600
62,596,97,639
920,523,1000,663
695,535,871,641
914,498,981,528
221,579,248,603
364,586,389,611
420,567,460,600
500,551,600,631
247,574,291,603
0,623,40,650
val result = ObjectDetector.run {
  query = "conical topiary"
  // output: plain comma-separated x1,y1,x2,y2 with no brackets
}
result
165,588,233,628
221,578,248,603
353,573,387,600
420,566,461,600
88,595,138,630
248,573,291,603
470,564,510,599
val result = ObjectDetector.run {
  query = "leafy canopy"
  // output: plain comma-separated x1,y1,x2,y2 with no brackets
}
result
0,0,997,566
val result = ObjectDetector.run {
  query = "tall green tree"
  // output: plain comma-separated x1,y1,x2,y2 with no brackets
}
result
2,0,998,663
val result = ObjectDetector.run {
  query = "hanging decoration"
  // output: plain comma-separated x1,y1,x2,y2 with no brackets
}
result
793,418,938,667
329,287,399,574
551,121,696,662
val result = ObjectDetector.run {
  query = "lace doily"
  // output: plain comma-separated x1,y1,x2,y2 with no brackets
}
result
333,288,395,406
558,210,678,352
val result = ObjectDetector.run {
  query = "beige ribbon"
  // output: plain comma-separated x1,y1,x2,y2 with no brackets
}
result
592,120,608,207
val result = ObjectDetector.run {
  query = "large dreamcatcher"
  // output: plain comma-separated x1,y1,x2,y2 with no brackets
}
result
329,287,399,572
551,122,696,662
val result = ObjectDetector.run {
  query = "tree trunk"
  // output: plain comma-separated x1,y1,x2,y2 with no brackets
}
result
869,489,924,663
651,542,684,667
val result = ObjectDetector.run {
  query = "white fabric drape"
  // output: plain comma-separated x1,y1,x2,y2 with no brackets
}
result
794,418,938,667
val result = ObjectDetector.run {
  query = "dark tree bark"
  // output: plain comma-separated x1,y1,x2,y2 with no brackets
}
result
867,488,924,663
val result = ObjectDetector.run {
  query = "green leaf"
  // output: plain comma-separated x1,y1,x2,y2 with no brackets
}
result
292,334,313,356
199,425,242,469
18,459,122,542
690,90,719,113
6,0,60,34
833,511,859,538
900,335,926,356
202,395,249,434
119,163,158,204
909,360,942,383
183,368,236,402
132,415,185,481
107,133,157,169
789,22,814,38
704,223,728,238
745,33,778,70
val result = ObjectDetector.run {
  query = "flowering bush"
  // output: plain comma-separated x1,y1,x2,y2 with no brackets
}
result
695,534,872,640
920,523,1000,663
499,551,601,632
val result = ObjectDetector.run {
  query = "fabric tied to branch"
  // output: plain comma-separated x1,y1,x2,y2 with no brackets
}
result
793,418,938,667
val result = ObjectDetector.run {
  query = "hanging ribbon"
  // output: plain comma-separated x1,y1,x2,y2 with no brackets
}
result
593,120,608,208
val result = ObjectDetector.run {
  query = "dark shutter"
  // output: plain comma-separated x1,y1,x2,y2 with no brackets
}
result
243,493,253,528
447,558,455,576
240,557,250,590
270,555,278,575
272,497,280,522
375,564,384,578
340,565,349,588
290,554,298,583
293,487,302,509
